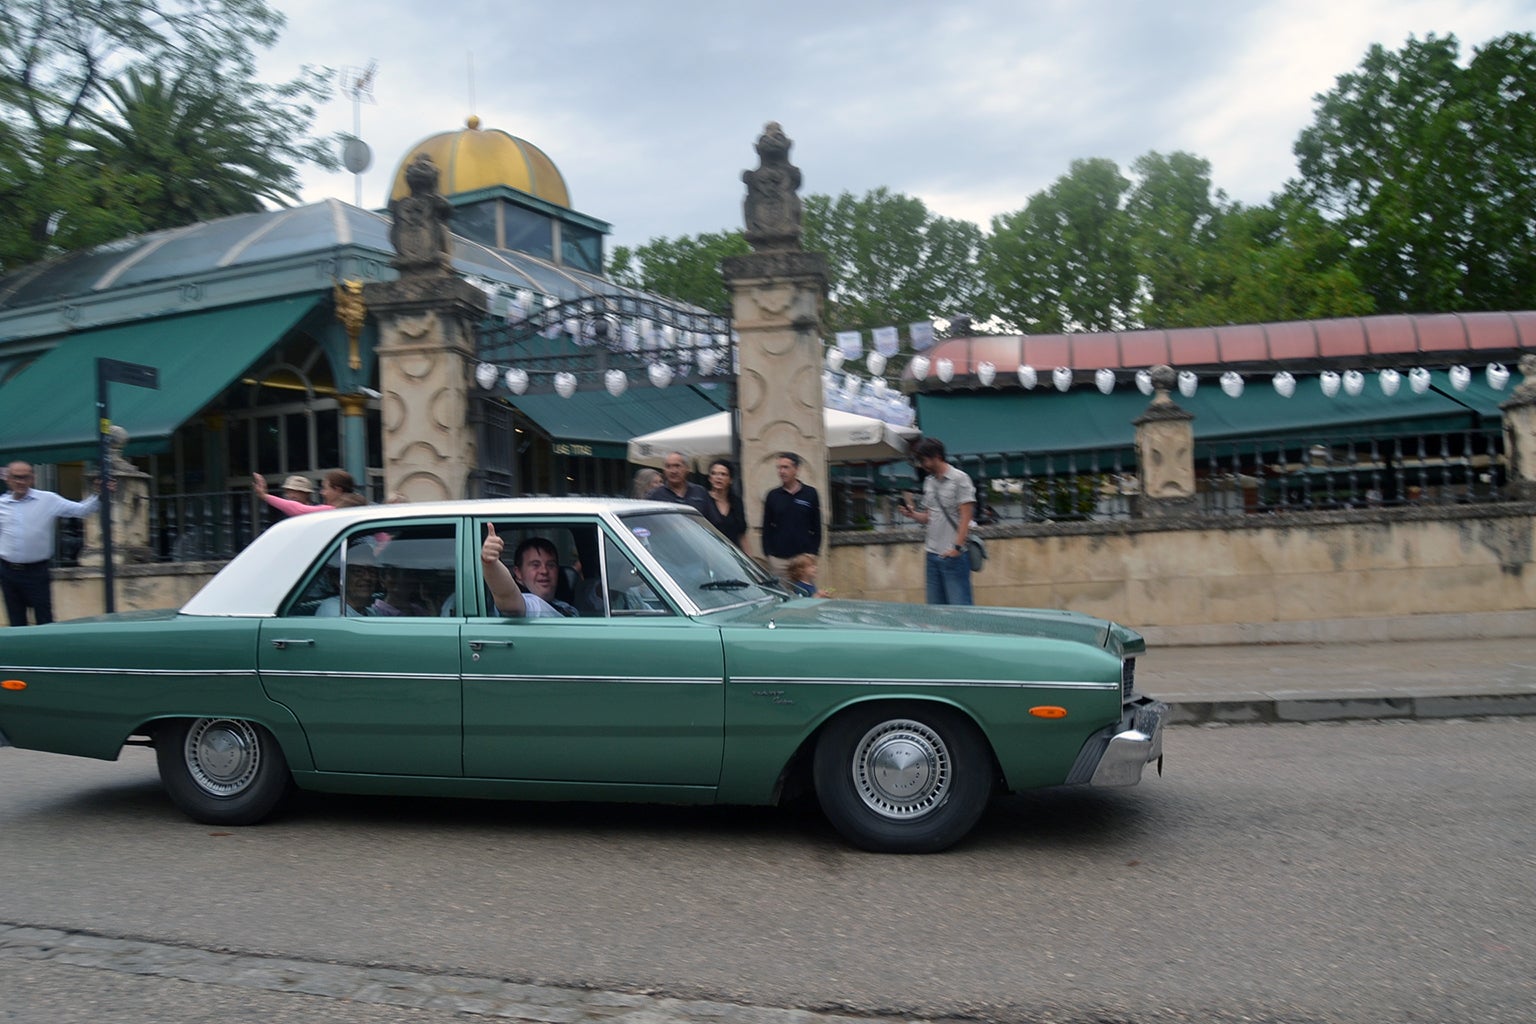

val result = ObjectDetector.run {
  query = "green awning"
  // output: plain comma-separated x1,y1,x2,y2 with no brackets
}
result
916,373,1513,462
511,383,728,459
0,296,319,465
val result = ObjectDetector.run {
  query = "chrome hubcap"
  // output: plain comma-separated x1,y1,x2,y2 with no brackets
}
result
184,719,261,797
852,718,950,820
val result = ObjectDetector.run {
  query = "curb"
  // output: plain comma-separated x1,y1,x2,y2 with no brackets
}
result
1164,690,1536,725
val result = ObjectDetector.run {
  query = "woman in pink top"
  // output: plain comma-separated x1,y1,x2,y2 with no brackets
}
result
253,470,360,516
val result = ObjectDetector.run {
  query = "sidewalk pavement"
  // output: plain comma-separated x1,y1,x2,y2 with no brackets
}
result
1137,635,1536,725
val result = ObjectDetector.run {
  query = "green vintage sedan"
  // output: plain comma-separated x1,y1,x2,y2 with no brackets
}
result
0,498,1165,853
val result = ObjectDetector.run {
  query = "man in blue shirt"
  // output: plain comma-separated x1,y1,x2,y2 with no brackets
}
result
0,461,101,626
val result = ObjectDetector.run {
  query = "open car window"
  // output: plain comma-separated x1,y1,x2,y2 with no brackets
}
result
475,520,605,619
285,523,459,617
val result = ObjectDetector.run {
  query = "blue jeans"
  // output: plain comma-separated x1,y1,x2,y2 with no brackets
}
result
925,550,973,605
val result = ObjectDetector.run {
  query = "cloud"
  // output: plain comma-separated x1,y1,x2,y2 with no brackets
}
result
261,0,1536,248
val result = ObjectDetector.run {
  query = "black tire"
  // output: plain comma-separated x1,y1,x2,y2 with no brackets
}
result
155,718,293,825
813,702,993,853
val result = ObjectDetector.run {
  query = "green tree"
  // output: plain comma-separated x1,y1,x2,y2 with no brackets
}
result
608,230,751,314
981,158,1136,332
1186,192,1374,325
1294,31,1536,312
802,188,985,333
0,0,334,272
1124,151,1226,328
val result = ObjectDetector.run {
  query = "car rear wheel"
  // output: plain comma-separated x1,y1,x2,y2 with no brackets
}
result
155,718,292,825
813,702,993,853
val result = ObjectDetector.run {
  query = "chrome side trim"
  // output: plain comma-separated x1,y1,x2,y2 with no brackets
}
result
729,676,1116,690
462,675,720,686
257,670,460,681
0,666,256,677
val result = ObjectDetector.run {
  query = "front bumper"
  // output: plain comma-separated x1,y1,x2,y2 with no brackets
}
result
1065,696,1167,787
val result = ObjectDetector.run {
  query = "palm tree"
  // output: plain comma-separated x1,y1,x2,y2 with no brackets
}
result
77,67,304,230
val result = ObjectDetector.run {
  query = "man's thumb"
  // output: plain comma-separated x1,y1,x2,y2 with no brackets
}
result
485,522,497,538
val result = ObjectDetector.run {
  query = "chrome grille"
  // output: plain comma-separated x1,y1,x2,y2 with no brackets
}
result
1121,657,1136,701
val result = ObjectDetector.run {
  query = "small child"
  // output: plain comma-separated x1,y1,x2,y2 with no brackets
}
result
785,553,831,598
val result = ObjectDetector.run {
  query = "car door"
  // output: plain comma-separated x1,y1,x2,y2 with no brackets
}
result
461,517,725,786
257,520,464,777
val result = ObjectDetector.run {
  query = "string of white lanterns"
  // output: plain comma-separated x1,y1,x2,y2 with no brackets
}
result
907,358,1516,399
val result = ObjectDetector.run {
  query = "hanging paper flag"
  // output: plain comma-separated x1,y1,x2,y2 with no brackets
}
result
1095,368,1116,394
697,348,720,375
475,362,498,390
1409,367,1432,394
1320,370,1341,397
1220,371,1244,398
1378,369,1401,396
1177,371,1198,397
1135,369,1154,396
604,370,628,396
1053,367,1074,392
1342,369,1365,396
1487,362,1511,390
977,361,997,387
1448,365,1471,391
507,297,527,322
866,351,888,377
909,321,936,352
1273,371,1296,398
835,330,863,361
553,372,578,398
1017,365,1038,390
825,347,846,371
936,358,955,383
648,362,675,389
872,326,900,356
504,368,529,395
910,355,931,380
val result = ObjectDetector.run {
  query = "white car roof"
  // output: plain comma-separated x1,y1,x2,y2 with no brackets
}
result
179,497,687,617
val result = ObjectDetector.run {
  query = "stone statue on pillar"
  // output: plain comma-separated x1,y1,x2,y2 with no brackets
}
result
723,124,830,564
1132,365,1198,517
79,425,153,565
364,152,486,501
742,122,803,253
388,154,454,278
1500,352,1536,501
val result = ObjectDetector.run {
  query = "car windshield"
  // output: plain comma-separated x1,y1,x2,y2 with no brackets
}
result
619,511,789,611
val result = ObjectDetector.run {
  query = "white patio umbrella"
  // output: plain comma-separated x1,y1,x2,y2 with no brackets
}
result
628,408,919,469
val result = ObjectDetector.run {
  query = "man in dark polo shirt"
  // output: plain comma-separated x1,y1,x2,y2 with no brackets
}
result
760,451,821,583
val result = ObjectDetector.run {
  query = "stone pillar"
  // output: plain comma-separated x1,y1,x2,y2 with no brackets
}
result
721,123,830,557
1500,353,1536,501
1132,365,1197,517
80,425,153,565
362,154,488,501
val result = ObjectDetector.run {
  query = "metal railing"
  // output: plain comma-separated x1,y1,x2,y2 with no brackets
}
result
1198,427,1507,514
830,427,1510,530
147,490,262,562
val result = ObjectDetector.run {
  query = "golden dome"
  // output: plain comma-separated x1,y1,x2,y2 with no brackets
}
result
388,117,570,207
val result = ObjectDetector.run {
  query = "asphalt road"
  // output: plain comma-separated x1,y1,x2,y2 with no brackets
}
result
3,718,1534,1024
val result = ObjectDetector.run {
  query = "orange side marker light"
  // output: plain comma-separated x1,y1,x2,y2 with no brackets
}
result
1,679,26,691
1029,705,1067,719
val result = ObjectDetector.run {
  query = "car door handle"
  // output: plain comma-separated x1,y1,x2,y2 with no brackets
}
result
466,635,516,660
269,638,316,650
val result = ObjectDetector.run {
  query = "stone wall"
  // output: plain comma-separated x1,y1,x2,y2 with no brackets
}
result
53,562,224,621
827,503,1536,645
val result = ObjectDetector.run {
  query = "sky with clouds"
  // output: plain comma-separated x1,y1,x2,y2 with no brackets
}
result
261,0,1535,252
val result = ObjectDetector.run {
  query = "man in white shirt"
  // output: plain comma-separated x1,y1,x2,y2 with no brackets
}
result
0,461,101,625
480,524,578,618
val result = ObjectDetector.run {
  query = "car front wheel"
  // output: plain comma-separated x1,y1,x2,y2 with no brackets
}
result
813,703,993,853
155,718,292,825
